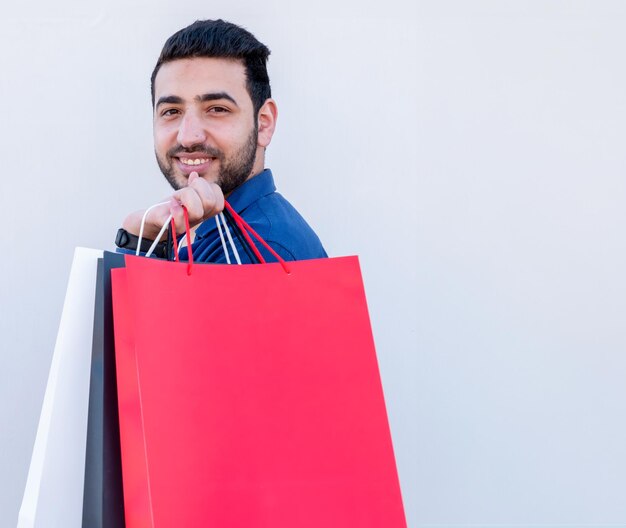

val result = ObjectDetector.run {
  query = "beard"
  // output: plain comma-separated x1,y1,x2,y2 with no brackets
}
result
156,127,258,195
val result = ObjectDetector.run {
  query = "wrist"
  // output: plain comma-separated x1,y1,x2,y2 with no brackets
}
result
115,228,168,258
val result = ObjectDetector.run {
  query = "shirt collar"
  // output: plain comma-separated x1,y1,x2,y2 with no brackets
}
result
195,168,276,239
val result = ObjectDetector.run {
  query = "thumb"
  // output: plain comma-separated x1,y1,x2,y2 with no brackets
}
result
188,171,199,185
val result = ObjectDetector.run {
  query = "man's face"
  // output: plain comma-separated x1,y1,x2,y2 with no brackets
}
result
153,57,260,194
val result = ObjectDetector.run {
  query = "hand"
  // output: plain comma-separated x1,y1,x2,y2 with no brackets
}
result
122,172,225,240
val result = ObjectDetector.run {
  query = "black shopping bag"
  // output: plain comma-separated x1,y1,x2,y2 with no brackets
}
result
82,252,126,527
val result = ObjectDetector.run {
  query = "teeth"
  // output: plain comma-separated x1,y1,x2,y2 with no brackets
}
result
180,158,209,166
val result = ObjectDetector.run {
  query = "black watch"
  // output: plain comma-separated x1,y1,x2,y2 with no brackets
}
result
115,228,168,258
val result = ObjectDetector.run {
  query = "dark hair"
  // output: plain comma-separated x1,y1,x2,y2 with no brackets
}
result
150,19,271,116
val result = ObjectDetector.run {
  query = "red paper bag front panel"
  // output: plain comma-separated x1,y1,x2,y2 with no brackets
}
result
116,255,406,528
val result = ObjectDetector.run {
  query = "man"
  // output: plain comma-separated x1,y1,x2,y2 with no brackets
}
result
117,19,327,262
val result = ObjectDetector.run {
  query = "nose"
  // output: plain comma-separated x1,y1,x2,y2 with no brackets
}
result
177,111,207,148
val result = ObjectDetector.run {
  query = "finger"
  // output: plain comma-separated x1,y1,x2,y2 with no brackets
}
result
168,197,189,235
168,196,182,216
172,187,204,219
166,197,185,235
171,187,204,231
188,176,224,218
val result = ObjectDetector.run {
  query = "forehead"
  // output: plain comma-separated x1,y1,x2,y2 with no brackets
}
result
154,57,249,101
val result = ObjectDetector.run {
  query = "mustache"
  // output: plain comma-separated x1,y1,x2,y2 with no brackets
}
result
167,144,223,159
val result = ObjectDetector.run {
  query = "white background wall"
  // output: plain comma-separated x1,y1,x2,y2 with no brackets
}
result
1,1,625,526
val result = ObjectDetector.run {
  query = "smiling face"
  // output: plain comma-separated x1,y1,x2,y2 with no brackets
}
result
153,57,264,193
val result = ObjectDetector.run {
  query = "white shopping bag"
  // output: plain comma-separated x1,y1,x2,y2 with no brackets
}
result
18,248,103,528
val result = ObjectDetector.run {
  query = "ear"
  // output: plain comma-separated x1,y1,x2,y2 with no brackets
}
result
257,98,278,148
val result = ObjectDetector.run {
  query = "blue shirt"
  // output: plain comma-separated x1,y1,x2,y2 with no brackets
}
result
179,169,327,263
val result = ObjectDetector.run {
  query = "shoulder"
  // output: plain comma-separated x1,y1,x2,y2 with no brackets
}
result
241,192,327,262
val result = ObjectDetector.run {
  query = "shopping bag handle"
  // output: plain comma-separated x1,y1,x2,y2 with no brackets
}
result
138,201,169,257
170,207,193,275
224,201,291,274
137,204,194,275
138,199,289,275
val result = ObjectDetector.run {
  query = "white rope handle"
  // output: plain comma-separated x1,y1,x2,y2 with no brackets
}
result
214,213,242,264
145,215,172,258
215,215,231,264
137,201,170,256
220,213,242,265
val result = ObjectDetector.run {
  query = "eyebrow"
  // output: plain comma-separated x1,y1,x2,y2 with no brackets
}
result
155,95,183,108
155,92,239,108
198,92,239,107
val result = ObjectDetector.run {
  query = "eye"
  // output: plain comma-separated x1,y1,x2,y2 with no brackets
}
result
161,108,180,117
208,106,230,114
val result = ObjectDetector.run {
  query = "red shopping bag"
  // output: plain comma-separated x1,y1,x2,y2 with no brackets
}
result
111,268,153,526
112,206,406,527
